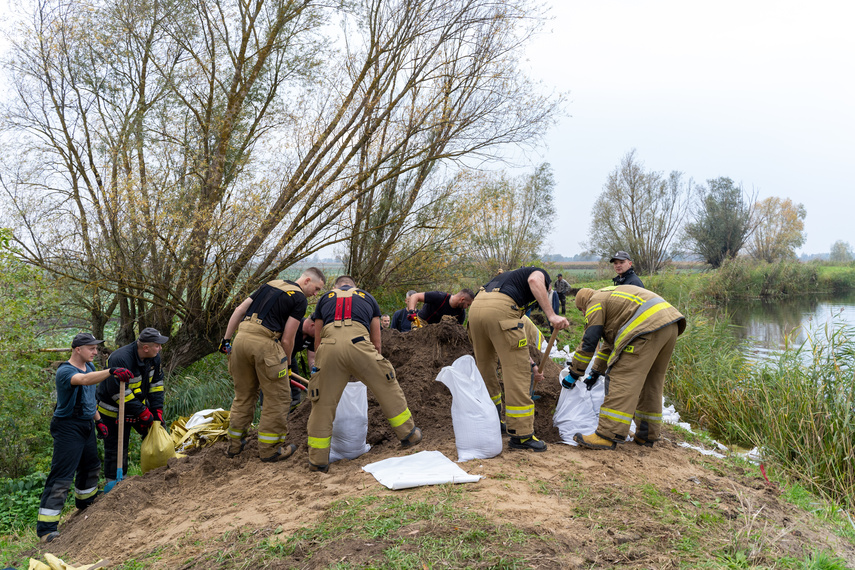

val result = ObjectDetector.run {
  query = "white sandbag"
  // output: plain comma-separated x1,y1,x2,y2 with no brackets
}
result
553,366,606,445
363,450,482,490
435,355,502,462
329,382,371,462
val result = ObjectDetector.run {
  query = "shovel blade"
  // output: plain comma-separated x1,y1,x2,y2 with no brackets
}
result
103,467,123,494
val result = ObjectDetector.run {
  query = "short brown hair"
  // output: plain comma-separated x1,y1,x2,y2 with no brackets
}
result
334,275,356,288
301,266,327,284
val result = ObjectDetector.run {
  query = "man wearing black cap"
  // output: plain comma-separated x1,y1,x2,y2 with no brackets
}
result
37,333,133,543
610,251,644,288
96,327,169,485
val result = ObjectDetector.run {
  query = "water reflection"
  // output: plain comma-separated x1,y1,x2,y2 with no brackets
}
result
720,291,855,360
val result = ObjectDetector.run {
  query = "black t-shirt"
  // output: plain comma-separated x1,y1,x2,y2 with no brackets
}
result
418,291,465,324
483,267,551,308
290,318,314,365
246,281,308,333
312,286,381,330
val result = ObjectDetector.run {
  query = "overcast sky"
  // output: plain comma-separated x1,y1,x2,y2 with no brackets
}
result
523,0,854,257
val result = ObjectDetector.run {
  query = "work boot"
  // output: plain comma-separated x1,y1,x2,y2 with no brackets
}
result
401,427,422,449
226,437,247,458
509,435,547,452
289,390,306,414
632,434,655,448
260,444,297,463
308,461,329,473
500,420,508,435
39,531,60,544
573,432,616,450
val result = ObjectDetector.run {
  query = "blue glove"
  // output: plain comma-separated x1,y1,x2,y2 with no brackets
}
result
561,370,580,390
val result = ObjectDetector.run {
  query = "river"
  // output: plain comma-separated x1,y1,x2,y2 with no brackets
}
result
721,291,855,360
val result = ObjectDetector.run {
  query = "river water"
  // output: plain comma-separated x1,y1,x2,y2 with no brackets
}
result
721,291,855,360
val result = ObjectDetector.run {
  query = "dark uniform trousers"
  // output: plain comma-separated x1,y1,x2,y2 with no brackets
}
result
597,322,680,442
37,417,100,536
307,322,415,467
228,321,291,459
102,416,147,482
467,291,536,438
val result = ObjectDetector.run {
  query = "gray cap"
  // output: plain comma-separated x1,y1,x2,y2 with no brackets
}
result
138,327,169,344
609,251,632,262
72,332,104,348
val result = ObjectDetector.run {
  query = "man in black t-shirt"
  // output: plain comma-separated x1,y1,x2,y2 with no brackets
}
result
468,267,568,452
405,289,475,327
306,276,421,473
220,268,325,462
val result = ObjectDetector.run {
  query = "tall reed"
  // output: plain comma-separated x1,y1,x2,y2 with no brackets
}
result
165,354,234,420
667,312,855,508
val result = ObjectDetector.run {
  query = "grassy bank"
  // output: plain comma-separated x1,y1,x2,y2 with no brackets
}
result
667,308,855,509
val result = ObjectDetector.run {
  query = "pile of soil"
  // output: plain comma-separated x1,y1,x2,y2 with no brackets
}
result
24,319,855,568
287,320,565,448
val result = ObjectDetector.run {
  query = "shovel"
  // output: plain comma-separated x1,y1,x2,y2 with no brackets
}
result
104,382,126,494
536,329,559,378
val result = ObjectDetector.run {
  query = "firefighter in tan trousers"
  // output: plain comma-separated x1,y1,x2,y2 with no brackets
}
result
220,268,326,461
566,285,686,450
306,275,422,473
468,267,568,452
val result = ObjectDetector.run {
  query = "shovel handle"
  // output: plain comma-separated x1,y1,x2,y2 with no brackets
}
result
117,381,125,476
537,329,559,376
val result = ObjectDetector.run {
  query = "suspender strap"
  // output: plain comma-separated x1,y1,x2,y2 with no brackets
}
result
332,288,354,327
243,280,302,324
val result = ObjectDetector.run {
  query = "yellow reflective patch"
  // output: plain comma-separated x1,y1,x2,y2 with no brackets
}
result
625,345,634,353
278,368,288,378
308,436,331,449
388,408,412,428
518,338,527,348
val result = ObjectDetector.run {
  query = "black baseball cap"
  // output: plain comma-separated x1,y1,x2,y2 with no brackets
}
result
609,251,632,262
72,332,104,348
138,327,169,344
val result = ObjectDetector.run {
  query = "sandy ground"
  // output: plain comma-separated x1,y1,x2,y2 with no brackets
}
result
28,322,855,568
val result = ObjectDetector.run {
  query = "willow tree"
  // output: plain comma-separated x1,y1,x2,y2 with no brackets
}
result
1,0,560,368
583,150,691,275
468,163,555,276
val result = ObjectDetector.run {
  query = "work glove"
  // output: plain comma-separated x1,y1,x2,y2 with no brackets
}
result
218,338,232,354
584,371,601,391
110,367,134,383
561,370,580,390
135,408,154,428
95,419,109,440
150,408,164,424
406,310,418,322
311,366,319,376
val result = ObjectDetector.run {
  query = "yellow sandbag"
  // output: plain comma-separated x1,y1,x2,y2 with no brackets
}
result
141,421,175,473
28,554,108,570
170,409,231,453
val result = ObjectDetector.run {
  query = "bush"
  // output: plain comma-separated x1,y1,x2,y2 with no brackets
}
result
698,258,819,301
0,472,47,532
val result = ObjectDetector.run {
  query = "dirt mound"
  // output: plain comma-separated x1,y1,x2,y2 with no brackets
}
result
24,320,854,568
287,320,565,448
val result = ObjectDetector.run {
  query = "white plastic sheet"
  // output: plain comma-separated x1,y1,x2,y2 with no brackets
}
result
329,382,372,463
362,450,482,490
435,355,502,462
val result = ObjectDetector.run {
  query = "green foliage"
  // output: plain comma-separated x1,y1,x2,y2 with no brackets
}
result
0,472,46,531
667,305,855,509
829,240,853,263
683,177,754,268
698,258,819,300
165,354,234,421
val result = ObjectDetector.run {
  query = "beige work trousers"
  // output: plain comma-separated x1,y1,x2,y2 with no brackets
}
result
228,321,290,459
467,291,535,438
306,323,414,467
597,323,680,442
